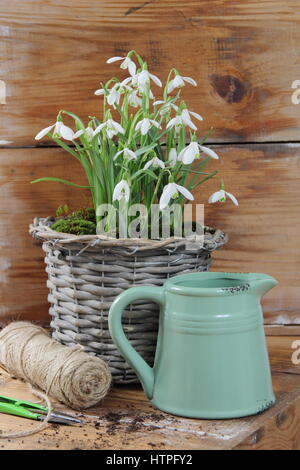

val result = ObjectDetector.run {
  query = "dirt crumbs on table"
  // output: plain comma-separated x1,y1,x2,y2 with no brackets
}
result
96,411,175,436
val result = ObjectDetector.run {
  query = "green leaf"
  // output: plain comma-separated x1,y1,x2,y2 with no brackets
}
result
31,177,92,188
131,168,159,180
61,110,85,130
135,143,158,156
51,136,81,162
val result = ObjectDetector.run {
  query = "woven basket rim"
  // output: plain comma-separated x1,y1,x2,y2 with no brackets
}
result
29,217,228,251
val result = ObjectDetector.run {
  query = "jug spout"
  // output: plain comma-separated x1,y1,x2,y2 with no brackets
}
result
251,274,278,297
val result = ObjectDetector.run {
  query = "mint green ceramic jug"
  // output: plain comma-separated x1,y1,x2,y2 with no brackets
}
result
108,272,277,419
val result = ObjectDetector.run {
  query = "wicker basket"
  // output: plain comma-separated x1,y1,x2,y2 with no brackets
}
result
30,217,228,384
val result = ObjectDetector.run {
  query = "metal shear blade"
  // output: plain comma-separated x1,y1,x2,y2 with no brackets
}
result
27,408,84,425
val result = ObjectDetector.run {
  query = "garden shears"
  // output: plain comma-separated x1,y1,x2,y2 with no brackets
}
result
0,394,84,425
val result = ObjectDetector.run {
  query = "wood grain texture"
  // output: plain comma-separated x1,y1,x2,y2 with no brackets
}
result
199,143,300,325
0,336,299,449
265,325,300,336
0,143,299,325
0,147,88,324
0,0,300,145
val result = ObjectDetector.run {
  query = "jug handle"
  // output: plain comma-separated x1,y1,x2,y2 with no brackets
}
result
108,286,165,399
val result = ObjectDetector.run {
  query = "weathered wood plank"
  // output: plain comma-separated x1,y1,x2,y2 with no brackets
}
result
267,335,300,374
0,0,300,145
0,336,299,449
0,143,299,325
199,143,300,325
265,325,300,336
0,147,88,324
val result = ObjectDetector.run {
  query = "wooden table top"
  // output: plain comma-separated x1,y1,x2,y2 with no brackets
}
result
0,336,299,450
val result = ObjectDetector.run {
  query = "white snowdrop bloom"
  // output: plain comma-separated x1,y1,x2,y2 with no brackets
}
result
166,116,184,134
208,189,238,206
167,75,197,94
72,127,95,141
35,121,74,141
148,88,155,100
178,142,219,164
168,148,178,167
178,142,200,164
159,182,194,210
120,77,132,87
132,70,162,92
94,88,105,96
128,89,142,107
135,118,161,136
106,56,137,76
143,157,165,170
114,148,137,161
112,180,130,202
94,119,125,139
95,82,131,106
181,109,203,124
107,84,122,106
198,145,219,160
153,100,178,115
167,109,203,134
180,110,197,130
167,114,197,133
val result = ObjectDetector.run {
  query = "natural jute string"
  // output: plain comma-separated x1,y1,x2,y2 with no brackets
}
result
0,383,52,439
0,321,112,438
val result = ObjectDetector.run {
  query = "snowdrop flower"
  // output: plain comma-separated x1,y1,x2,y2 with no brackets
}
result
35,121,74,141
143,157,165,170
94,87,105,96
112,180,130,202
106,56,137,76
166,115,186,133
95,81,132,106
178,142,199,164
199,145,219,160
167,114,196,133
148,89,155,100
132,70,162,92
94,119,125,139
208,189,238,206
153,100,178,115
72,127,95,141
127,89,142,107
167,74,197,94
181,109,203,124
107,84,122,106
114,148,137,161
108,82,133,106
178,142,219,164
167,109,203,133
159,182,194,210
135,118,161,135
168,148,178,167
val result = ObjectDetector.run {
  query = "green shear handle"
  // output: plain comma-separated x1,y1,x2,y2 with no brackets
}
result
0,394,83,425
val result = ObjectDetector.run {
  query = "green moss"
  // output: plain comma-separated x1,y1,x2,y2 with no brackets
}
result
66,208,95,222
51,207,97,235
51,219,96,235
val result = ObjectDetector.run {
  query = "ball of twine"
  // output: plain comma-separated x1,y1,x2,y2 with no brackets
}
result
0,321,112,410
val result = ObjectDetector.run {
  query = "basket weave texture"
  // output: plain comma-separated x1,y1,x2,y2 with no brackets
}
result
30,218,228,384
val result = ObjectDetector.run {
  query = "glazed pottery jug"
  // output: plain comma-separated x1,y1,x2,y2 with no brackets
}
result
108,272,278,419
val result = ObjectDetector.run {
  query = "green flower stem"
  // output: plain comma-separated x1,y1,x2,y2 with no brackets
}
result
33,51,229,236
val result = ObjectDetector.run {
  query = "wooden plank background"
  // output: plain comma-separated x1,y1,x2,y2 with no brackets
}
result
1,0,300,144
0,0,300,328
